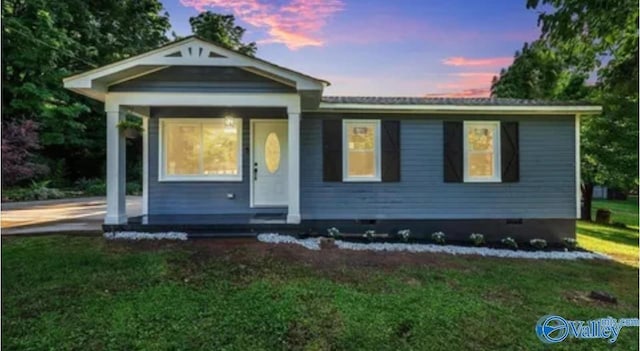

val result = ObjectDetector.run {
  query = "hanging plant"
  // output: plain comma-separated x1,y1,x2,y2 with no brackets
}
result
117,119,143,139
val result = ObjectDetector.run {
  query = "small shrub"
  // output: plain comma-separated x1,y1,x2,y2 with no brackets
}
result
363,230,375,241
562,237,578,250
431,231,446,245
529,238,547,250
327,227,340,238
397,229,411,242
469,233,485,246
29,180,64,200
76,178,106,196
501,237,518,250
126,182,142,195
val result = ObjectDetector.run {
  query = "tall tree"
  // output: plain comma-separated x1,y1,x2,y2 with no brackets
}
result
494,0,638,220
2,0,171,183
189,12,257,56
491,41,589,100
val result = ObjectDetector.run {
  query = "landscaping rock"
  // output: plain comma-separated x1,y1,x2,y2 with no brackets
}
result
589,290,617,304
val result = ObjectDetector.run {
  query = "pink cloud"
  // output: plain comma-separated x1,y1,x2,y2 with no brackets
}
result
442,56,513,67
424,88,491,98
180,0,344,50
425,72,498,98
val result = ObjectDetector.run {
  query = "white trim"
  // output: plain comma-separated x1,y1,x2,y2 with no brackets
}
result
463,121,501,183
142,115,149,216
64,37,326,97
312,103,602,115
105,108,127,224
106,66,170,88
342,119,382,182
158,118,243,182
105,92,300,112
576,114,581,218
249,119,288,208
287,112,301,224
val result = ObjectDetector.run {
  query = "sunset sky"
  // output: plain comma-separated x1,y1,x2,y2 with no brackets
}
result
161,0,543,97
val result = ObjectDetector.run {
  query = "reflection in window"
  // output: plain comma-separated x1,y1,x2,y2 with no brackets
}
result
464,121,500,182
264,132,281,173
162,118,242,180
344,120,380,180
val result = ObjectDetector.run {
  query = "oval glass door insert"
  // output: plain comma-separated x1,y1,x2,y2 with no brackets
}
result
265,132,281,173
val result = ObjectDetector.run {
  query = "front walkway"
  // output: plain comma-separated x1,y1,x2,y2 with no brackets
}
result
1,196,141,235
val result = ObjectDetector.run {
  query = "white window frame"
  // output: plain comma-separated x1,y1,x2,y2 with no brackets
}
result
158,118,243,182
463,121,501,183
342,119,381,182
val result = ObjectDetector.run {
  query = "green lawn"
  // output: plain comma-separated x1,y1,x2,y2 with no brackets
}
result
578,196,639,267
2,235,638,350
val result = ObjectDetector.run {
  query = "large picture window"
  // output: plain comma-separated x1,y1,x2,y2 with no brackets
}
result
463,121,500,182
343,119,381,181
160,118,242,181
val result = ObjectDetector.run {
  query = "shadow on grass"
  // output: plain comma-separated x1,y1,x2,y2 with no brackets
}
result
577,220,639,247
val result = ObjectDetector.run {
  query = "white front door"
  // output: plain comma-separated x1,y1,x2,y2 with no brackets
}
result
252,120,288,207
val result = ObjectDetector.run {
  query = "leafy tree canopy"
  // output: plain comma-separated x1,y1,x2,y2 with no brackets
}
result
189,12,257,56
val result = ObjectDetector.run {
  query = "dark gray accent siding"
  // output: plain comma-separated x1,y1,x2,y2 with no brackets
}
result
148,107,286,215
109,66,295,93
300,114,576,219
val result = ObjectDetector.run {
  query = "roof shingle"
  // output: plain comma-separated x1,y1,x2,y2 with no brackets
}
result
321,96,594,106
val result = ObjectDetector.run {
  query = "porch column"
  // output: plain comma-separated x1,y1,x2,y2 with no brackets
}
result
105,106,127,224
287,111,301,224
142,115,149,216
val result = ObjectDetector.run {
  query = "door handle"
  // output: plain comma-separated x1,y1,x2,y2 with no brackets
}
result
253,162,258,181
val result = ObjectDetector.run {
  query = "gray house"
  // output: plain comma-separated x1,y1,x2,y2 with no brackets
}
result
63,37,601,241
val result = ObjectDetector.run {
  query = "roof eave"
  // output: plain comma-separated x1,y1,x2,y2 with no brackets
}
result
308,103,603,115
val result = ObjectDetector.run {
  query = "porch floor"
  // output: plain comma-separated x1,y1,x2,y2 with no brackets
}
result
103,213,298,237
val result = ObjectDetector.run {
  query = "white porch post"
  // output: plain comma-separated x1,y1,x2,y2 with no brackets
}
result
287,110,301,224
105,106,127,224
142,115,149,216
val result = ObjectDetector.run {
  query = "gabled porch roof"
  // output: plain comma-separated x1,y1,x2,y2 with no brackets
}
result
63,36,328,104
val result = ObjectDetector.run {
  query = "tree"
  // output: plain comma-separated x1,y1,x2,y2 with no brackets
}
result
491,41,589,100
2,0,171,184
494,0,638,220
189,12,257,56
1,120,48,185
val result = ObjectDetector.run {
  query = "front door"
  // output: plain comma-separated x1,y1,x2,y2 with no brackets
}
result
252,120,288,207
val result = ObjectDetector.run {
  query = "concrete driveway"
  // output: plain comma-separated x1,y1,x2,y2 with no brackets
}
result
1,196,141,235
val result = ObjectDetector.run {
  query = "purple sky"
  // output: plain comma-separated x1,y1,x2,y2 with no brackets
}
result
161,0,542,97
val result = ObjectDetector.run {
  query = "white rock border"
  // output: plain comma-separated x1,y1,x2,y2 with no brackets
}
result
257,233,610,261
257,233,321,250
104,231,188,241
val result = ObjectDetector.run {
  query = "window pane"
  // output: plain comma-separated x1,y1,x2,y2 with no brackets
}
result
165,124,200,175
347,123,376,177
468,126,494,151
466,124,497,179
265,132,281,174
202,121,239,176
469,152,494,177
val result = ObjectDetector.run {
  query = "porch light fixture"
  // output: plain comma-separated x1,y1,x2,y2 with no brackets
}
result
223,116,236,134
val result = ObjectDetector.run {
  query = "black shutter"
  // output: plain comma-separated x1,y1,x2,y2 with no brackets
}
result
322,119,342,181
501,122,519,182
381,120,400,182
443,121,463,182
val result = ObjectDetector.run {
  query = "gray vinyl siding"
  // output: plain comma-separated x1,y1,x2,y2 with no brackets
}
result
109,66,295,93
147,110,576,219
300,114,576,219
147,107,286,215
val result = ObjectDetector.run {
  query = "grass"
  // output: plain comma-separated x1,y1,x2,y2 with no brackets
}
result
2,235,639,350
578,196,639,267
